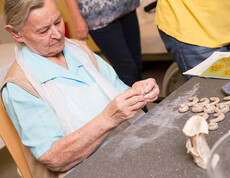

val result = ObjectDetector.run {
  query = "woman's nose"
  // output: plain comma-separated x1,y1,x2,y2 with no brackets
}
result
50,26,62,39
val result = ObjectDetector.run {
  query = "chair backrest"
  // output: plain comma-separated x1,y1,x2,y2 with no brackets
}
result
0,97,32,178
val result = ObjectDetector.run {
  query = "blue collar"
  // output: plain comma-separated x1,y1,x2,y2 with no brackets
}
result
22,45,84,83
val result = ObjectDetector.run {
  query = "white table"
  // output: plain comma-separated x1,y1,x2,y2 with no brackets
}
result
0,42,16,149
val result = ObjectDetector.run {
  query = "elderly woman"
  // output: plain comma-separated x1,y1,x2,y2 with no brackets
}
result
2,0,159,176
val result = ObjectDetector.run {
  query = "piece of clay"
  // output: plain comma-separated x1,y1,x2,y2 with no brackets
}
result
208,122,218,130
209,97,220,105
192,103,204,113
215,103,229,113
187,97,199,106
211,113,225,122
199,98,210,106
203,104,216,113
179,103,189,113
215,97,230,109
183,115,210,169
222,96,230,105
196,112,209,120
208,113,225,130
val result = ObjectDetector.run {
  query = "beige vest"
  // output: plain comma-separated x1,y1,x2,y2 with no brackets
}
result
0,40,99,178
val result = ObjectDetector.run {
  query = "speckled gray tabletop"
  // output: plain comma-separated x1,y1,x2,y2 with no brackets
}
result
66,77,230,178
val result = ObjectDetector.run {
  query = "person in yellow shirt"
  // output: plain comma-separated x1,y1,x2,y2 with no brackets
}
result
155,0,230,80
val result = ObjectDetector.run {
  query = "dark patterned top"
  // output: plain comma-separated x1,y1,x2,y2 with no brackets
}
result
77,0,139,30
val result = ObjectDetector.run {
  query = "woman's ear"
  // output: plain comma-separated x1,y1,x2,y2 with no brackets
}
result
4,25,23,42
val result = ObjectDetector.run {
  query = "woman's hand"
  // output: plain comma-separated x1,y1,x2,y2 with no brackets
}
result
64,0,89,39
102,78,159,126
73,15,89,40
102,87,146,126
132,78,160,103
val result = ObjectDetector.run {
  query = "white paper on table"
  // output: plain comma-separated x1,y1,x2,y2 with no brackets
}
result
183,52,230,78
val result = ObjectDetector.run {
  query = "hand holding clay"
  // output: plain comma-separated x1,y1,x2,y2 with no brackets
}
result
102,87,146,126
132,78,159,104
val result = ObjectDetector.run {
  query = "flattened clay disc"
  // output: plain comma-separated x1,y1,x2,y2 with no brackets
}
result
222,82,230,96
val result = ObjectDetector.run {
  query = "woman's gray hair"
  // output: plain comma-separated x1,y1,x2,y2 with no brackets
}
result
4,0,45,30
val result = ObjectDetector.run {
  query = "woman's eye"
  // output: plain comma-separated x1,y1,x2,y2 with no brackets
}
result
55,21,61,25
40,28,48,34
40,29,48,34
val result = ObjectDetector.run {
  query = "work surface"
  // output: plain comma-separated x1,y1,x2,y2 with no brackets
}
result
66,77,230,178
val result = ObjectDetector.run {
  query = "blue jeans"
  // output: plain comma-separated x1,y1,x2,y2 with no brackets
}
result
89,10,142,86
158,29,230,80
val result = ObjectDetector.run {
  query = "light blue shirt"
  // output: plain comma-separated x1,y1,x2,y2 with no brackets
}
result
1,44,128,159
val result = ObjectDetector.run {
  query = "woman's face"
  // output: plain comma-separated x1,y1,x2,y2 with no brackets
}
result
18,0,65,57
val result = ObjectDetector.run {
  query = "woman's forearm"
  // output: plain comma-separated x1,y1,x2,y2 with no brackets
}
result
38,112,118,172
38,86,150,172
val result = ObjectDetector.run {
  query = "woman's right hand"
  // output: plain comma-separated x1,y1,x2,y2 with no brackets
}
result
102,87,146,126
73,15,89,40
